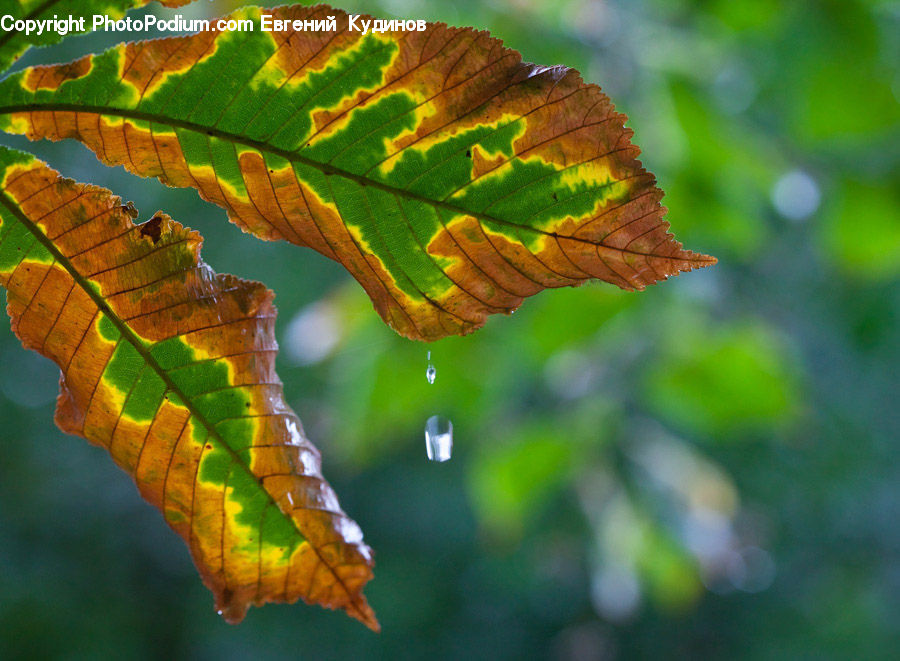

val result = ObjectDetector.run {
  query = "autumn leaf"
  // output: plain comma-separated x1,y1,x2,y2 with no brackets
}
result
0,0,189,74
0,146,378,629
0,4,715,341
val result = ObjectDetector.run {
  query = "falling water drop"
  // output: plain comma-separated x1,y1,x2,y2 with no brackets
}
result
425,415,453,462
425,350,435,383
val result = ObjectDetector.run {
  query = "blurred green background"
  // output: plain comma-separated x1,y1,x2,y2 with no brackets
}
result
1,0,899,658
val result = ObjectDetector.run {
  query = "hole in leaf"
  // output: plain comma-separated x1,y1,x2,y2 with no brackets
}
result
139,215,163,244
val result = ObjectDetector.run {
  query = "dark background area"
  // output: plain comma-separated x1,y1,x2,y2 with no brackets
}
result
1,0,899,658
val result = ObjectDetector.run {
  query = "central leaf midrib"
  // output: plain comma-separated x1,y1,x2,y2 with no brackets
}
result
0,184,365,609
0,102,702,261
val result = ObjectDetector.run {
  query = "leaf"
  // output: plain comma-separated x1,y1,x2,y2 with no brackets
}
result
0,0,189,75
0,146,378,629
0,4,715,341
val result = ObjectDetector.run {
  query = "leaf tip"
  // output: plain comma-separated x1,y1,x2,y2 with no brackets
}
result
349,596,381,633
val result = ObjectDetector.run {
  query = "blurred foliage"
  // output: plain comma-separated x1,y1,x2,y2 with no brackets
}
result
1,0,899,658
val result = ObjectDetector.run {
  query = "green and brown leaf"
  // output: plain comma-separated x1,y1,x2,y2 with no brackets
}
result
0,4,715,341
0,146,377,629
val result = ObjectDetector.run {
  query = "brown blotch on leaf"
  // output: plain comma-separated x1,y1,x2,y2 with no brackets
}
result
24,55,92,92
139,215,163,244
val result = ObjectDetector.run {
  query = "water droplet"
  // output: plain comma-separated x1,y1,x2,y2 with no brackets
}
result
426,364,436,384
425,415,453,462
216,609,223,616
